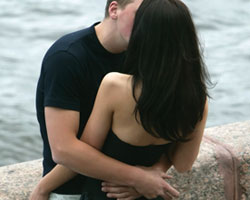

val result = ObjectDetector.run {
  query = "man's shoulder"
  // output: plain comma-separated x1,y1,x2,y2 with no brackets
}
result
43,24,96,62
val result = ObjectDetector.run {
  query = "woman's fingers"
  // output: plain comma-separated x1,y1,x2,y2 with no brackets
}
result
163,181,179,198
102,182,124,187
162,192,173,200
101,183,141,200
106,191,140,199
106,192,130,198
161,173,173,179
102,186,128,193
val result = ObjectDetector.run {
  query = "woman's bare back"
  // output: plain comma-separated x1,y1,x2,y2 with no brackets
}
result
109,72,169,146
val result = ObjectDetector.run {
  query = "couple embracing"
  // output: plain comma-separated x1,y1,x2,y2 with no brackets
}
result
30,0,210,199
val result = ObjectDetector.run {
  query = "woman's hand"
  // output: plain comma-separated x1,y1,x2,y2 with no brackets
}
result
135,166,178,199
102,166,178,200
102,182,141,200
29,184,50,200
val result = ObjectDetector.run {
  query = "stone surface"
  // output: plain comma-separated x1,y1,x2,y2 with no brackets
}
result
167,120,250,200
0,121,249,199
0,159,42,200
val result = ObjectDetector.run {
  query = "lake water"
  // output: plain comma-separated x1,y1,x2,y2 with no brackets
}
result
0,0,250,167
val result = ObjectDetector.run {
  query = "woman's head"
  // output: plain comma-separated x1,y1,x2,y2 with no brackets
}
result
127,0,201,75
124,0,211,142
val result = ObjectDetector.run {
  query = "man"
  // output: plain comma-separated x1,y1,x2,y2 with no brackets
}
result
34,0,179,199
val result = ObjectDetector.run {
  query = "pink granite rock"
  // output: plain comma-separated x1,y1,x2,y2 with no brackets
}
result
167,120,250,199
0,159,42,199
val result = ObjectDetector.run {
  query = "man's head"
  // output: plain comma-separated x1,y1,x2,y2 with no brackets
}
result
105,0,134,18
95,0,143,53
105,0,143,44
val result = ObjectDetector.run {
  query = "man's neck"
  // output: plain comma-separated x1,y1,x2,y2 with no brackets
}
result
95,19,127,54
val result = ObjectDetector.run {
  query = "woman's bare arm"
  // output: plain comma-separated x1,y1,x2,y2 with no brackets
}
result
171,99,208,173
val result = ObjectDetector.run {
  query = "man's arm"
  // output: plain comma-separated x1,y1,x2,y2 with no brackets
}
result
46,108,143,186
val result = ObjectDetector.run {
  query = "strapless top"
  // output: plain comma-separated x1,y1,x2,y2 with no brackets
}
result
80,130,169,200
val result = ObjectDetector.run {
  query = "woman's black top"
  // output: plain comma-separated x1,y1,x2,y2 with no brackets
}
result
80,130,170,200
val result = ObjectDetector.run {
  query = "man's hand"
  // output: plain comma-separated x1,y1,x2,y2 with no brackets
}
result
102,166,179,199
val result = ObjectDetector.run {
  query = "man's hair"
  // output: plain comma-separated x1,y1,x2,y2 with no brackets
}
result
105,0,134,18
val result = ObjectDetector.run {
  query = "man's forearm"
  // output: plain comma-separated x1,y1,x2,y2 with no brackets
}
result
54,139,180,199
55,138,144,187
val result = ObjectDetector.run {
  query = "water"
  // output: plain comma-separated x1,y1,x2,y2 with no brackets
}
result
0,0,249,167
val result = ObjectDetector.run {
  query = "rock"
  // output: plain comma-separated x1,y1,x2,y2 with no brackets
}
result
167,120,250,199
0,121,249,199
0,159,42,200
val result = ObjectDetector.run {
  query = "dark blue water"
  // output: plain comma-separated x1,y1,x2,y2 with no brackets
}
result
0,0,249,166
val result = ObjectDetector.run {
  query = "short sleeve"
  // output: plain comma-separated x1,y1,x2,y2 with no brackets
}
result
43,51,85,111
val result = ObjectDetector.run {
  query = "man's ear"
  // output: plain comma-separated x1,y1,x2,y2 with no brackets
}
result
108,1,119,20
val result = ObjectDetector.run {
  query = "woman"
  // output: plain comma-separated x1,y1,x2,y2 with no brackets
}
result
30,0,210,199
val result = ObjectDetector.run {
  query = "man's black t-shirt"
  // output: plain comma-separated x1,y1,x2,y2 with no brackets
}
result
36,23,125,194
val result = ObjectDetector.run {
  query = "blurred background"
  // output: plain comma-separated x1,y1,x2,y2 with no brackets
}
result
0,0,249,166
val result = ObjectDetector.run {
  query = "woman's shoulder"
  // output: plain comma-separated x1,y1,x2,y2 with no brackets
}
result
101,72,131,90
103,72,131,81
98,72,133,106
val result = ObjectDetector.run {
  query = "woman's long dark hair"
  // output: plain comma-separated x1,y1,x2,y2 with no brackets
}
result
123,0,212,142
